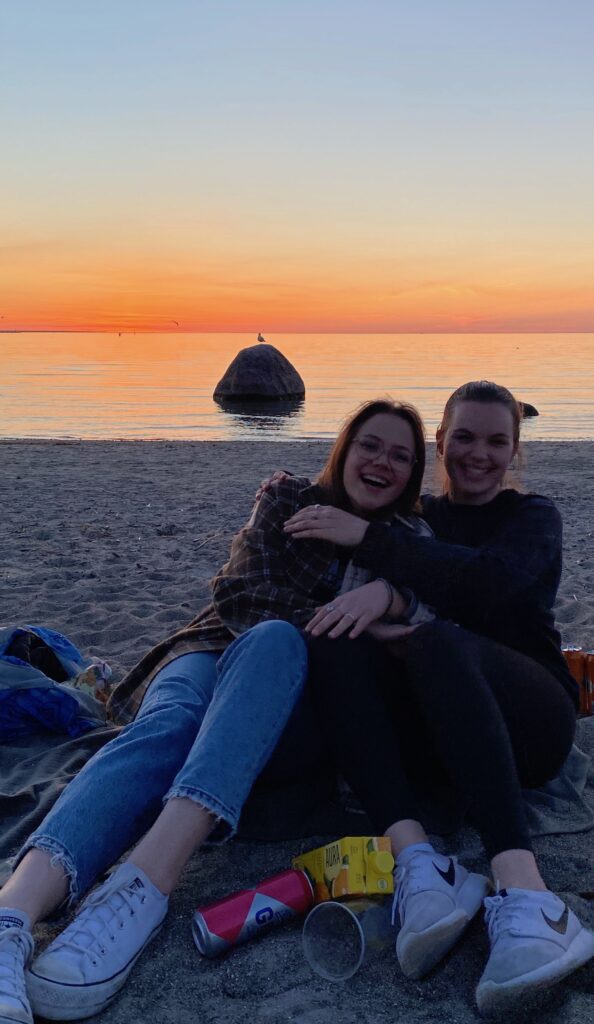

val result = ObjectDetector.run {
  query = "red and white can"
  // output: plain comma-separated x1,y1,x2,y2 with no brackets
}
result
192,868,314,958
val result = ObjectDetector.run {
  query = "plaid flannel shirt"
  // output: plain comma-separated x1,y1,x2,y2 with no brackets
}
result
108,477,337,724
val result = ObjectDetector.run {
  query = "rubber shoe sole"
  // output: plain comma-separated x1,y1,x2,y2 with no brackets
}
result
476,926,594,1015
397,871,489,979
26,918,165,1021
397,907,470,979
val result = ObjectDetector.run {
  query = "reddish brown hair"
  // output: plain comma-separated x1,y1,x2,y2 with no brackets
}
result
317,398,426,517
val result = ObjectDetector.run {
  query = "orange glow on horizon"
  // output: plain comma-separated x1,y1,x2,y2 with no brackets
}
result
2,242,593,334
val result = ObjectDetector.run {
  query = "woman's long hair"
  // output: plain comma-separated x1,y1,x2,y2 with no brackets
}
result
316,398,426,517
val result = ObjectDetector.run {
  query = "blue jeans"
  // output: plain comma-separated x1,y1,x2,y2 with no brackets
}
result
19,620,309,904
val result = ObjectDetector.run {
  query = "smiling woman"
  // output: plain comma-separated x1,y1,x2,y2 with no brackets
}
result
304,379,594,1014
0,395,431,1024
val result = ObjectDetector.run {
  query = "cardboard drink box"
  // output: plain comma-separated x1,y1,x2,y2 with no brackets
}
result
293,837,394,903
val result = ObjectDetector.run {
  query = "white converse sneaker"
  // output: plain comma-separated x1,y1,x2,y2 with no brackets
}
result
0,910,34,1024
27,863,168,1021
393,849,490,979
476,888,594,1015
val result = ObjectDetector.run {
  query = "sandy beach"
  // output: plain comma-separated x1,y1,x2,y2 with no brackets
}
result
1,439,593,1023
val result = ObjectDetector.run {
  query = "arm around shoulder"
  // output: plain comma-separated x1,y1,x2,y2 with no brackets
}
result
352,492,564,623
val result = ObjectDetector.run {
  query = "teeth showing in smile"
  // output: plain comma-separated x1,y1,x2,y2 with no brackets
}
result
361,474,389,488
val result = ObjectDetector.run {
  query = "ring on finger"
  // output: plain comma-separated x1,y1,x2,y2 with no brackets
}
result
325,604,336,613
343,612,355,622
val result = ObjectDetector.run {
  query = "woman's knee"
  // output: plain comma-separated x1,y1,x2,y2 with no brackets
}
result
216,619,308,704
247,618,304,648
230,619,307,667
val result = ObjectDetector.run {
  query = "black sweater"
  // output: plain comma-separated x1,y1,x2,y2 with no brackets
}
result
353,489,577,706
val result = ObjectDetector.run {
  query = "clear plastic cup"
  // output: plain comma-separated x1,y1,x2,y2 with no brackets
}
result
302,898,394,982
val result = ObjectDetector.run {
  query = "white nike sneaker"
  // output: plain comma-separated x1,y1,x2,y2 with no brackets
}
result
393,850,490,979
0,910,34,1024
476,888,594,1015
27,862,168,1021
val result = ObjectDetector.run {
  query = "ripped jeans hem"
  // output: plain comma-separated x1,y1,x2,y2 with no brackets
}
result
164,785,237,845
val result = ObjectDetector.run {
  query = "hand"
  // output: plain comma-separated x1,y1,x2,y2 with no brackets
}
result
255,470,291,501
284,504,368,547
305,581,393,639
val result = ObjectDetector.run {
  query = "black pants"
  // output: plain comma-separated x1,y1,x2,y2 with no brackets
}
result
308,620,576,859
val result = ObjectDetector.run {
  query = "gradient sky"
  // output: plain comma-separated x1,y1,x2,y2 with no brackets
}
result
1,0,593,333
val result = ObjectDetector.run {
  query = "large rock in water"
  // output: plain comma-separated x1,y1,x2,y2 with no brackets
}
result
213,343,305,401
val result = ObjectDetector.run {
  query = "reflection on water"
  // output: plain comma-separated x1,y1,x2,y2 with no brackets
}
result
1,332,592,440
213,396,305,437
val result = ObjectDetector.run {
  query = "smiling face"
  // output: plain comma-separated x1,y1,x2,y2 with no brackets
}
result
342,412,416,516
438,400,517,505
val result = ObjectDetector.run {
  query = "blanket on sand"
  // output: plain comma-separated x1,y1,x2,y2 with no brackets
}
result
1,719,592,886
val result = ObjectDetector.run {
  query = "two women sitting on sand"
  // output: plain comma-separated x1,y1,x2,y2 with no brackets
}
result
0,383,592,1024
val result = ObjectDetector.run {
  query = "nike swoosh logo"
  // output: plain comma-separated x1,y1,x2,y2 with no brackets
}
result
541,905,569,935
433,859,456,886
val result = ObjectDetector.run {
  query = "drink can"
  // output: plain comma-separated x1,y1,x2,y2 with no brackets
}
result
584,650,594,716
192,868,314,958
562,646,587,715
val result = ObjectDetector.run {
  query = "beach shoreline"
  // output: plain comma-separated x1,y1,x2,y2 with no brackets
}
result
1,438,593,1023
1,439,592,666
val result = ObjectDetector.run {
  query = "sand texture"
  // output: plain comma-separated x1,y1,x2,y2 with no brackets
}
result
0,439,593,1023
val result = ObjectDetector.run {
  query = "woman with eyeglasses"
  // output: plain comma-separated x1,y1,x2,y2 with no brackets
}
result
283,380,593,1013
0,398,431,1024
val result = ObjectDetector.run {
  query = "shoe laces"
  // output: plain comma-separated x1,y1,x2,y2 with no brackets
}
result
0,927,33,1008
391,853,458,927
484,893,525,945
50,873,149,966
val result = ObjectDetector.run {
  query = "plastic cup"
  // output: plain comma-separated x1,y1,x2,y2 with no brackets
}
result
302,898,395,982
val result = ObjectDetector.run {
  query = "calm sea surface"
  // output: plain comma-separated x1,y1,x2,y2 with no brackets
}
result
1,332,592,441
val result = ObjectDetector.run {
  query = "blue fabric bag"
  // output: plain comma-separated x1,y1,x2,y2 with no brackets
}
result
0,625,110,740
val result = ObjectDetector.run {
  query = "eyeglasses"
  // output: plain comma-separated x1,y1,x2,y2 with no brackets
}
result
352,436,417,469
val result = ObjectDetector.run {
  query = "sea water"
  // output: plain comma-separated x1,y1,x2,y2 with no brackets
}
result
1,332,592,441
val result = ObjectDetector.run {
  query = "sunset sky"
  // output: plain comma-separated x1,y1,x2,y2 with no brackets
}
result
2,1,593,333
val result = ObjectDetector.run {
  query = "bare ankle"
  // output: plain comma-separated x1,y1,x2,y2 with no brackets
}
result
0,848,69,925
127,798,216,896
490,849,547,892
384,820,429,858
